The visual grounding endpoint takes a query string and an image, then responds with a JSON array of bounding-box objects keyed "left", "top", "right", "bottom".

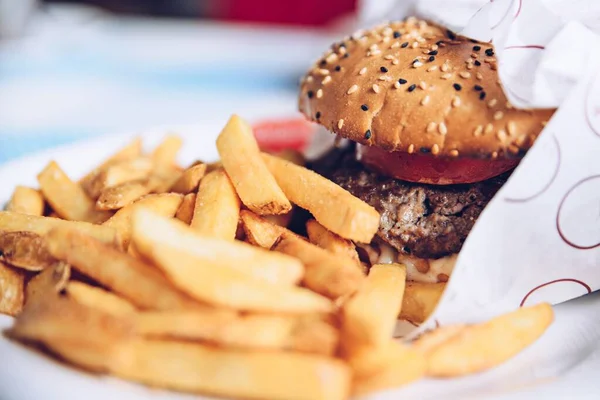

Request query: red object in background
[
  {"left": 357, "top": 144, "right": 520, "bottom": 185},
  {"left": 225, "top": 0, "right": 357, "bottom": 26},
  {"left": 253, "top": 118, "right": 316, "bottom": 152}
]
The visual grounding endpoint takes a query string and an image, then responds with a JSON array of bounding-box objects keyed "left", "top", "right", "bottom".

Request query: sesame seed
[
  {"left": 473, "top": 125, "right": 483, "bottom": 137},
  {"left": 398, "top": 78, "right": 407, "bottom": 84},
  {"left": 446, "top": 29, "right": 456, "bottom": 40},
  {"left": 393, "top": 31, "right": 401, "bottom": 38},
  {"left": 427, "top": 65, "right": 438, "bottom": 72},
  {"left": 322, "top": 76, "right": 331, "bottom": 85},
  {"left": 413, "top": 61, "right": 423, "bottom": 68},
  {"left": 318, "top": 69, "right": 329, "bottom": 76},
  {"left": 338, "top": 119, "right": 344, "bottom": 129},
  {"left": 476, "top": 72, "right": 483, "bottom": 80},
  {"left": 306, "top": 76, "right": 314, "bottom": 83},
  {"left": 418, "top": 81, "right": 427, "bottom": 90},
  {"left": 466, "top": 64, "right": 473, "bottom": 70},
  {"left": 428, "top": 50, "right": 438, "bottom": 56},
  {"left": 401, "top": 42, "right": 409, "bottom": 48},
  {"left": 378, "top": 75, "right": 391, "bottom": 81},
  {"left": 494, "top": 111, "right": 504, "bottom": 120},
  {"left": 384, "top": 55, "right": 394, "bottom": 60},
  {"left": 344, "top": 53, "right": 350, "bottom": 58},
  {"left": 369, "top": 44, "right": 379, "bottom": 51},
  {"left": 438, "top": 122, "right": 448, "bottom": 135},
  {"left": 335, "top": 65, "right": 341, "bottom": 72},
  {"left": 496, "top": 129, "right": 507, "bottom": 141},
  {"left": 488, "top": 98, "right": 498, "bottom": 107},
  {"left": 453, "top": 83, "right": 462, "bottom": 91},
  {"left": 508, "top": 144, "right": 520, "bottom": 154},
  {"left": 347, "top": 85, "right": 358, "bottom": 94},
  {"left": 315, "top": 111, "right": 321, "bottom": 119},
  {"left": 449, "top": 149, "right": 459, "bottom": 157},
  {"left": 408, "top": 84, "right": 417, "bottom": 92},
  {"left": 421, "top": 95, "right": 430, "bottom": 105},
  {"left": 452, "top": 96, "right": 461, "bottom": 107},
  {"left": 473, "top": 45, "right": 481, "bottom": 51},
  {"left": 326, "top": 53, "right": 338, "bottom": 63},
  {"left": 380, "top": 66, "right": 388, "bottom": 73},
  {"left": 431, "top": 144, "right": 440, "bottom": 155},
  {"left": 491, "top": 151, "right": 498, "bottom": 159},
  {"left": 474, "top": 84, "right": 483, "bottom": 91},
  {"left": 316, "top": 89, "right": 323, "bottom": 98},
  {"left": 408, "top": 144, "right": 415, "bottom": 153},
  {"left": 364, "top": 129, "right": 372, "bottom": 139},
  {"left": 507, "top": 121, "right": 517, "bottom": 136},
  {"left": 426, "top": 122, "right": 437, "bottom": 132},
  {"left": 372, "top": 84, "right": 380, "bottom": 93},
  {"left": 391, "top": 41, "right": 400, "bottom": 49},
  {"left": 412, "top": 42, "right": 419, "bottom": 49},
  {"left": 485, "top": 48, "right": 494, "bottom": 56},
  {"left": 441, "top": 73, "right": 452, "bottom": 79},
  {"left": 361, "top": 104, "right": 369, "bottom": 111},
  {"left": 441, "top": 63, "right": 449, "bottom": 72},
  {"left": 392, "top": 59, "right": 399, "bottom": 65},
  {"left": 319, "top": 59, "right": 326, "bottom": 66},
  {"left": 307, "top": 90, "right": 314, "bottom": 99},
  {"left": 436, "top": 40, "right": 444, "bottom": 45},
  {"left": 394, "top": 81, "right": 401, "bottom": 89},
  {"left": 428, "top": 55, "right": 436, "bottom": 62},
  {"left": 359, "top": 67, "right": 367, "bottom": 75},
  {"left": 507, "top": 101, "right": 514, "bottom": 109},
  {"left": 474, "top": 60, "right": 481, "bottom": 66},
  {"left": 371, "top": 49, "right": 381, "bottom": 56},
  {"left": 484, "top": 123, "right": 494, "bottom": 135},
  {"left": 479, "top": 91, "right": 486, "bottom": 100},
  {"left": 431, "top": 44, "right": 439, "bottom": 51},
  {"left": 515, "top": 134, "right": 527, "bottom": 146},
  {"left": 459, "top": 71, "right": 471, "bottom": 79}
]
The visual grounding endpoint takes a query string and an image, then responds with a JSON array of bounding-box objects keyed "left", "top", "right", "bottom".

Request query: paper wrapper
[{"left": 318, "top": 0, "right": 600, "bottom": 334}]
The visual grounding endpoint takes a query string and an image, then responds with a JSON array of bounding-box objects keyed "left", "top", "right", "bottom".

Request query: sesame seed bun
[{"left": 299, "top": 18, "right": 555, "bottom": 159}]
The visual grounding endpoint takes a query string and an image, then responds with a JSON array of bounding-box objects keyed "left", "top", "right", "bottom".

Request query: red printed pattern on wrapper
[
  {"left": 520, "top": 279, "right": 591, "bottom": 307},
  {"left": 556, "top": 175, "right": 600, "bottom": 250},
  {"left": 585, "top": 72, "right": 600, "bottom": 137}
]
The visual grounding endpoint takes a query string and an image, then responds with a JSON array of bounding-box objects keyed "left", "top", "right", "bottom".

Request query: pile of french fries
[{"left": 0, "top": 115, "right": 554, "bottom": 399}]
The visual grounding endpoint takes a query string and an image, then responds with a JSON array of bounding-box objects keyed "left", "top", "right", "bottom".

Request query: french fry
[
  {"left": 0, "top": 262, "right": 25, "bottom": 316},
  {"left": 262, "top": 153, "right": 380, "bottom": 243},
  {"left": 37, "top": 161, "right": 112, "bottom": 224},
  {"left": 151, "top": 134, "right": 182, "bottom": 169},
  {"left": 102, "top": 193, "right": 183, "bottom": 248},
  {"left": 175, "top": 193, "right": 195, "bottom": 224},
  {"left": 132, "top": 209, "right": 331, "bottom": 313},
  {"left": 6, "top": 186, "right": 44, "bottom": 216},
  {"left": 0, "top": 231, "right": 55, "bottom": 271},
  {"left": 96, "top": 181, "right": 152, "bottom": 210},
  {"left": 399, "top": 282, "right": 446, "bottom": 324},
  {"left": 111, "top": 339, "right": 350, "bottom": 400},
  {"left": 216, "top": 115, "right": 291, "bottom": 215},
  {"left": 80, "top": 137, "right": 142, "bottom": 196},
  {"left": 0, "top": 212, "right": 120, "bottom": 246},
  {"left": 191, "top": 169, "right": 240, "bottom": 240},
  {"left": 67, "top": 281, "right": 137, "bottom": 317},
  {"left": 411, "top": 324, "right": 466, "bottom": 355},
  {"left": 342, "top": 264, "right": 406, "bottom": 348},
  {"left": 352, "top": 341, "right": 426, "bottom": 396},
  {"left": 425, "top": 303, "right": 554, "bottom": 377},
  {"left": 25, "top": 261, "right": 70, "bottom": 305},
  {"left": 169, "top": 163, "right": 206, "bottom": 194},
  {"left": 306, "top": 219, "right": 360, "bottom": 262},
  {"left": 45, "top": 227, "right": 200, "bottom": 310},
  {"left": 240, "top": 210, "right": 285, "bottom": 248},
  {"left": 8, "top": 295, "right": 134, "bottom": 372},
  {"left": 136, "top": 311, "right": 337, "bottom": 355},
  {"left": 87, "top": 158, "right": 153, "bottom": 199},
  {"left": 273, "top": 235, "right": 365, "bottom": 299}
]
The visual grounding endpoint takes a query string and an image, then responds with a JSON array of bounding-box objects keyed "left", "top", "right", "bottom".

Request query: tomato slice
[
  {"left": 357, "top": 144, "right": 519, "bottom": 184},
  {"left": 252, "top": 118, "right": 316, "bottom": 152}
]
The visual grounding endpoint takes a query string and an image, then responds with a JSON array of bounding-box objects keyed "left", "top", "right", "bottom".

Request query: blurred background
[{"left": 0, "top": 0, "right": 491, "bottom": 164}]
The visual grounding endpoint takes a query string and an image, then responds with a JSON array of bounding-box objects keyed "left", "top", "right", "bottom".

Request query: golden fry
[
  {"left": 411, "top": 324, "right": 466, "bottom": 355},
  {"left": 151, "top": 134, "right": 182, "bottom": 169},
  {"left": 132, "top": 209, "right": 330, "bottom": 313},
  {"left": 399, "top": 282, "right": 446, "bottom": 324},
  {"left": 67, "top": 281, "right": 137, "bottom": 316},
  {"left": 0, "top": 212, "right": 120, "bottom": 246},
  {"left": 262, "top": 153, "right": 379, "bottom": 242},
  {"left": 25, "top": 262, "right": 70, "bottom": 305},
  {"left": 0, "top": 262, "right": 25, "bottom": 316},
  {"left": 175, "top": 193, "right": 195, "bottom": 224},
  {"left": 342, "top": 264, "right": 406, "bottom": 348},
  {"left": 111, "top": 339, "right": 350, "bottom": 400},
  {"left": 87, "top": 158, "right": 153, "bottom": 199},
  {"left": 217, "top": 115, "right": 291, "bottom": 215},
  {"left": 240, "top": 210, "right": 284, "bottom": 248},
  {"left": 96, "top": 181, "right": 152, "bottom": 210},
  {"left": 103, "top": 193, "right": 182, "bottom": 248},
  {"left": 169, "top": 163, "right": 206, "bottom": 194},
  {"left": 274, "top": 235, "right": 365, "bottom": 299},
  {"left": 306, "top": 219, "right": 359, "bottom": 262},
  {"left": 191, "top": 169, "right": 240, "bottom": 240},
  {"left": 0, "top": 231, "right": 55, "bottom": 271},
  {"left": 45, "top": 227, "right": 199, "bottom": 310},
  {"left": 425, "top": 303, "right": 554, "bottom": 377},
  {"left": 37, "top": 161, "right": 111, "bottom": 223},
  {"left": 6, "top": 186, "right": 44, "bottom": 216}
]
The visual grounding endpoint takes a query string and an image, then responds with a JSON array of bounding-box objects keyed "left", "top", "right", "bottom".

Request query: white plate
[{"left": 1, "top": 122, "right": 600, "bottom": 400}]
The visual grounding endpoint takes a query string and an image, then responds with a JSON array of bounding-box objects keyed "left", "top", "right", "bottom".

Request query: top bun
[{"left": 298, "top": 18, "right": 555, "bottom": 159}]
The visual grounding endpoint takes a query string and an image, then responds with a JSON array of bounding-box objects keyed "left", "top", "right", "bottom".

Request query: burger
[{"left": 298, "top": 18, "right": 555, "bottom": 282}]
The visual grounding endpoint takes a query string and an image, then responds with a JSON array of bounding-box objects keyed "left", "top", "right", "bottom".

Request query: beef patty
[{"left": 314, "top": 148, "right": 508, "bottom": 259}]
